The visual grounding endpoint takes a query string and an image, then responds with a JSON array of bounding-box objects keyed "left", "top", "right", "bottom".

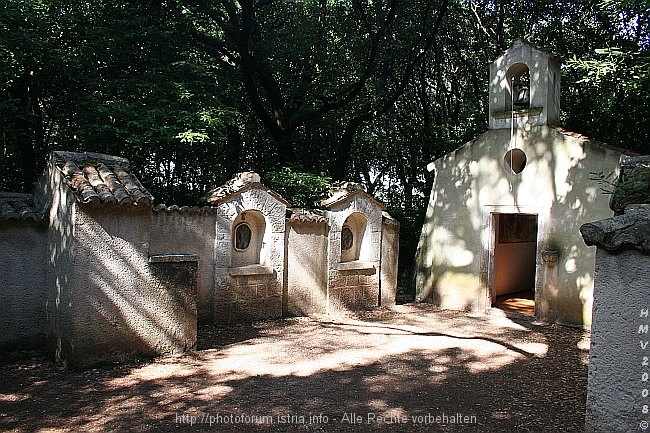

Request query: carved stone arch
[
  {"left": 231, "top": 210, "right": 266, "bottom": 267},
  {"left": 340, "top": 212, "right": 371, "bottom": 263}
]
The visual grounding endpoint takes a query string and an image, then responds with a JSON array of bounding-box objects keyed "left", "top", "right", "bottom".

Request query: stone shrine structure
[{"left": 0, "top": 151, "right": 399, "bottom": 367}]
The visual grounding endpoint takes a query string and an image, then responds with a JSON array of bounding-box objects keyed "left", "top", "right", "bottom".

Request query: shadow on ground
[{"left": 0, "top": 306, "right": 589, "bottom": 432}]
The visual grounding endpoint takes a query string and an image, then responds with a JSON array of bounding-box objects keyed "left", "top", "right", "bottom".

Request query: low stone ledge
[
  {"left": 229, "top": 264, "right": 275, "bottom": 276},
  {"left": 337, "top": 261, "right": 376, "bottom": 271},
  {"left": 149, "top": 253, "right": 199, "bottom": 263},
  {"left": 492, "top": 107, "right": 543, "bottom": 119}
]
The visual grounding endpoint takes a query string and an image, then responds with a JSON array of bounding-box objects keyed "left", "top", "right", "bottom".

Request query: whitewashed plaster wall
[
  {"left": 150, "top": 207, "right": 217, "bottom": 323},
  {"left": 39, "top": 158, "right": 77, "bottom": 362},
  {"left": 380, "top": 219, "right": 399, "bottom": 307},
  {"left": 38, "top": 160, "right": 197, "bottom": 368},
  {"left": 213, "top": 185, "right": 287, "bottom": 323},
  {"left": 415, "top": 125, "right": 624, "bottom": 327},
  {"left": 53, "top": 205, "right": 196, "bottom": 369},
  {"left": 489, "top": 39, "right": 561, "bottom": 130},
  {"left": 0, "top": 220, "right": 47, "bottom": 347},
  {"left": 326, "top": 193, "right": 383, "bottom": 312},
  {"left": 285, "top": 220, "right": 328, "bottom": 315}
]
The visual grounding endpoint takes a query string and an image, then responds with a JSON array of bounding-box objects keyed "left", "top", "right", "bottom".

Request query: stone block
[{"left": 346, "top": 274, "right": 360, "bottom": 286}]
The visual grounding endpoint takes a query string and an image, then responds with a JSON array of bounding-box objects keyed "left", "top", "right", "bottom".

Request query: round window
[
  {"left": 234, "top": 223, "right": 252, "bottom": 250},
  {"left": 504, "top": 148, "right": 527, "bottom": 174},
  {"left": 341, "top": 226, "right": 354, "bottom": 251}
]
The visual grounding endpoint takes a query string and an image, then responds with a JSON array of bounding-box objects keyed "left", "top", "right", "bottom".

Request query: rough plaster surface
[
  {"left": 3, "top": 157, "right": 399, "bottom": 364},
  {"left": 214, "top": 186, "right": 286, "bottom": 323},
  {"left": 380, "top": 222, "right": 399, "bottom": 307},
  {"left": 286, "top": 221, "right": 328, "bottom": 316},
  {"left": 586, "top": 248, "right": 650, "bottom": 432},
  {"left": 489, "top": 39, "right": 561, "bottom": 130},
  {"left": 0, "top": 220, "right": 47, "bottom": 347},
  {"left": 49, "top": 206, "right": 197, "bottom": 369},
  {"left": 150, "top": 209, "right": 216, "bottom": 324},
  {"left": 415, "top": 125, "right": 623, "bottom": 327}
]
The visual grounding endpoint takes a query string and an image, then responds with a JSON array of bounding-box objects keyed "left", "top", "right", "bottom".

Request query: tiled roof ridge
[
  {"left": 53, "top": 151, "right": 153, "bottom": 206},
  {"left": 0, "top": 192, "right": 43, "bottom": 221},
  {"left": 316, "top": 181, "right": 364, "bottom": 207},
  {"left": 317, "top": 181, "right": 386, "bottom": 210},
  {"left": 204, "top": 171, "right": 290, "bottom": 206},
  {"left": 53, "top": 150, "right": 130, "bottom": 169},
  {"left": 287, "top": 208, "right": 327, "bottom": 223},
  {"left": 153, "top": 204, "right": 218, "bottom": 214},
  {"left": 551, "top": 126, "right": 640, "bottom": 156},
  {"left": 204, "top": 171, "right": 262, "bottom": 204}
]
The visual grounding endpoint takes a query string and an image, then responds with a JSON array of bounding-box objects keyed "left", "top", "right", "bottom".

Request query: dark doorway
[{"left": 492, "top": 213, "right": 538, "bottom": 316}]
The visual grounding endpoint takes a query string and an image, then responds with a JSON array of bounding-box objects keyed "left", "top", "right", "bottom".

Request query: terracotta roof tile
[
  {"left": 0, "top": 193, "right": 43, "bottom": 222},
  {"left": 153, "top": 204, "right": 218, "bottom": 214},
  {"left": 317, "top": 181, "right": 386, "bottom": 210},
  {"left": 287, "top": 208, "right": 327, "bottom": 223},
  {"left": 204, "top": 171, "right": 289, "bottom": 206},
  {"left": 551, "top": 126, "right": 640, "bottom": 156},
  {"left": 52, "top": 151, "right": 153, "bottom": 206}
]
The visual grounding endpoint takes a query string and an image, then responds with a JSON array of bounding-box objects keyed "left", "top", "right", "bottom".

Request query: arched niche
[
  {"left": 340, "top": 212, "right": 371, "bottom": 263},
  {"left": 231, "top": 210, "right": 267, "bottom": 268},
  {"left": 505, "top": 62, "right": 530, "bottom": 111}
]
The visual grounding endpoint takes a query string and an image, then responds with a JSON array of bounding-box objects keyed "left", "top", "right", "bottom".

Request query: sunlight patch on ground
[
  {"left": 0, "top": 393, "right": 30, "bottom": 402},
  {"left": 193, "top": 329, "right": 536, "bottom": 382}
]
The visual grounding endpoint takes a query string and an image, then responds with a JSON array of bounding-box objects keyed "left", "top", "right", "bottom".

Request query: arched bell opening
[{"left": 506, "top": 63, "right": 530, "bottom": 111}]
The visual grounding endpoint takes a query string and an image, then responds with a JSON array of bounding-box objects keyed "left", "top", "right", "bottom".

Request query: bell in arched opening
[{"left": 506, "top": 63, "right": 531, "bottom": 111}]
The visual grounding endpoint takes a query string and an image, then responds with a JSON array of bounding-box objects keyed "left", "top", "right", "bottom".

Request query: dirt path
[{"left": 0, "top": 305, "right": 589, "bottom": 432}]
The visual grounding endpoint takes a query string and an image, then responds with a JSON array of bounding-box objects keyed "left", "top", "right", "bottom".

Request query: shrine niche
[{"left": 205, "top": 172, "right": 288, "bottom": 323}]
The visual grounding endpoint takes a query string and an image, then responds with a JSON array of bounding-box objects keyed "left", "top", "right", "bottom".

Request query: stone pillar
[{"left": 581, "top": 203, "right": 650, "bottom": 432}]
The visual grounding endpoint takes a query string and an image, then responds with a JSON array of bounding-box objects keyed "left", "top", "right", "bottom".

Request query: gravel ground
[{"left": 0, "top": 304, "right": 590, "bottom": 432}]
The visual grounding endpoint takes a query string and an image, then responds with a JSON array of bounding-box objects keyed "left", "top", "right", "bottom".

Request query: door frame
[{"left": 480, "top": 205, "right": 550, "bottom": 318}]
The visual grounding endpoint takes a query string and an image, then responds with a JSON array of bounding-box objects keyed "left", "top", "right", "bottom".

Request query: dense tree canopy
[{"left": 2, "top": 0, "right": 648, "bottom": 274}]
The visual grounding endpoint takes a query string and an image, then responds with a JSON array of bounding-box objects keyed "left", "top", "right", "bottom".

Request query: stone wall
[
  {"left": 582, "top": 162, "right": 650, "bottom": 431},
  {"left": 326, "top": 193, "right": 383, "bottom": 312},
  {"left": 1, "top": 154, "right": 399, "bottom": 367},
  {"left": 213, "top": 185, "right": 287, "bottom": 323},
  {"left": 584, "top": 248, "right": 650, "bottom": 432},
  {"left": 0, "top": 219, "right": 47, "bottom": 348},
  {"left": 48, "top": 205, "right": 197, "bottom": 369},
  {"left": 328, "top": 267, "right": 379, "bottom": 312}
]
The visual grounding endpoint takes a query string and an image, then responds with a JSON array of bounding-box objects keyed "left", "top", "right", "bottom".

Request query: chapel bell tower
[{"left": 489, "top": 39, "right": 562, "bottom": 130}]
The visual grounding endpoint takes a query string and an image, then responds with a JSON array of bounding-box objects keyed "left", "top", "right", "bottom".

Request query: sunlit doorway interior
[{"left": 492, "top": 213, "right": 538, "bottom": 316}]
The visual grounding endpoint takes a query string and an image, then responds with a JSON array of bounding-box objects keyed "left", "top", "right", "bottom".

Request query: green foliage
[
  {"left": 384, "top": 204, "right": 427, "bottom": 279},
  {"left": 1, "top": 0, "right": 649, "bottom": 276},
  {"left": 590, "top": 170, "right": 648, "bottom": 197},
  {"left": 264, "top": 167, "right": 332, "bottom": 209}
]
